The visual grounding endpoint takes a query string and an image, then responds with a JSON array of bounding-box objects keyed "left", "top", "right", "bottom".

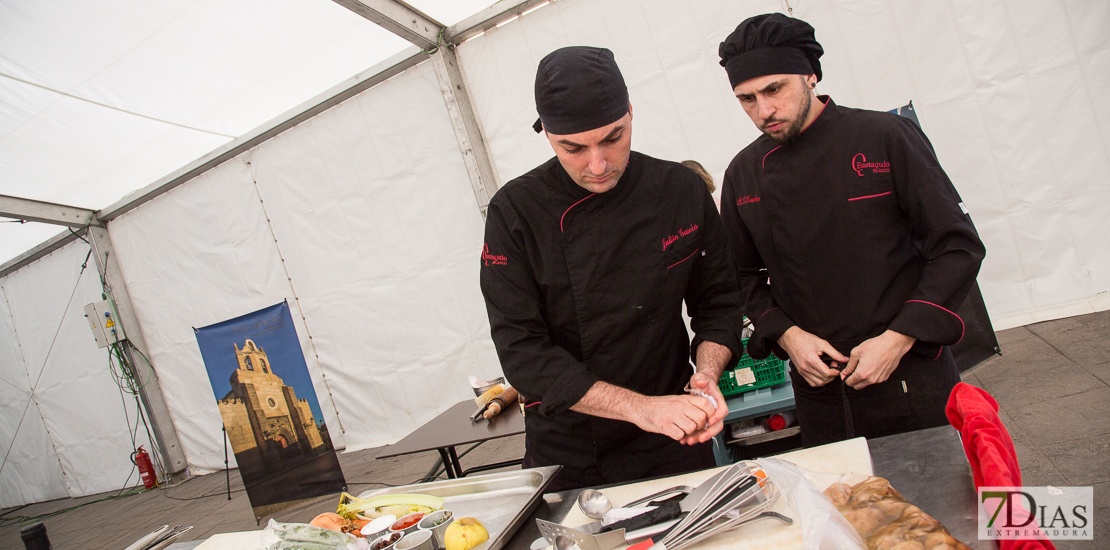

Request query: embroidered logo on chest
[
  {"left": 852, "top": 153, "right": 891, "bottom": 176},
  {"left": 662, "top": 224, "right": 698, "bottom": 251},
  {"left": 736, "top": 195, "right": 761, "bottom": 207},
  {"left": 482, "top": 243, "right": 507, "bottom": 266}
]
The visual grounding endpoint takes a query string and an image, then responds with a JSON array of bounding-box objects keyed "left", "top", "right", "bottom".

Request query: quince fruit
[{"left": 444, "top": 517, "right": 489, "bottom": 550}]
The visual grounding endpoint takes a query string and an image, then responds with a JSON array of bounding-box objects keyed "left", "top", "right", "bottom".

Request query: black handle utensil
[{"left": 599, "top": 500, "right": 683, "bottom": 533}]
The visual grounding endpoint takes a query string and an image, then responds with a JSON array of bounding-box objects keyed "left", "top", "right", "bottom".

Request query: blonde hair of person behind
[{"left": 681, "top": 160, "right": 715, "bottom": 194}]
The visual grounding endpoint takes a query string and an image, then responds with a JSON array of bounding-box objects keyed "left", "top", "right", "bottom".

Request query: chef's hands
[
  {"left": 573, "top": 337, "right": 734, "bottom": 443},
  {"left": 572, "top": 382, "right": 718, "bottom": 442},
  {"left": 841, "top": 330, "right": 915, "bottom": 389},
  {"left": 677, "top": 372, "right": 727, "bottom": 445},
  {"left": 673, "top": 339, "right": 732, "bottom": 444},
  {"left": 775, "top": 326, "right": 915, "bottom": 389},
  {"left": 777, "top": 326, "right": 848, "bottom": 387},
  {"left": 634, "top": 393, "right": 720, "bottom": 442}
]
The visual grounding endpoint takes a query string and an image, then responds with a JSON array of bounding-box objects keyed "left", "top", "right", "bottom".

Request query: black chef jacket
[
  {"left": 720, "top": 97, "right": 985, "bottom": 444},
  {"left": 480, "top": 151, "right": 742, "bottom": 485}
]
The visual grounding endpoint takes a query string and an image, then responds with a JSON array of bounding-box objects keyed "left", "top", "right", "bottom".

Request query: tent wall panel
[
  {"left": 0, "top": 388, "right": 69, "bottom": 508},
  {"left": 105, "top": 60, "right": 497, "bottom": 474},
  {"left": 247, "top": 61, "right": 499, "bottom": 452},
  {"left": 106, "top": 157, "right": 335, "bottom": 473},
  {"left": 0, "top": 242, "right": 151, "bottom": 507},
  {"left": 458, "top": 0, "right": 775, "bottom": 192},
  {"left": 457, "top": 0, "right": 1110, "bottom": 330},
  {"left": 0, "top": 275, "right": 68, "bottom": 507}
]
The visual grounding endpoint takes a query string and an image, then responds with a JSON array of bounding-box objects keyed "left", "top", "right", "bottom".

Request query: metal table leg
[
  {"left": 446, "top": 446, "right": 464, "bottom": 478},
  {"left": 436, "top": 447, "right": 458, "bottom": 479}
]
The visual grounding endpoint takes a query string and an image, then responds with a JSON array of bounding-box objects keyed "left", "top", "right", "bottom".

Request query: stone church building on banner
[{"left": 217, "top": 339, "right": 326, "bottom": 472}]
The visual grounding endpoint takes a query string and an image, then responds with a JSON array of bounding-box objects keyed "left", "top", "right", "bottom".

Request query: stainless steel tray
[{"left": 357, "top": 466, "right": 560, "bottom": 550}]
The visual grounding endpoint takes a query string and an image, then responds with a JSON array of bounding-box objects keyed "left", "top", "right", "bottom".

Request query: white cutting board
[
  {"left": 192, "top": 530, "right": 263, "bottom": 550},
  {"left": 558, "top": 437, "right": 873, "bottom": 550}
]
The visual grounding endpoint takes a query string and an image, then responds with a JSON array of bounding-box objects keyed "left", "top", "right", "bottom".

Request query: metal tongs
[
  {"left": 536, "top": 462, "right": 786, "bottom": 550},
  {"left": 647, "top": 462, "right": 783, "bottom": 550}
]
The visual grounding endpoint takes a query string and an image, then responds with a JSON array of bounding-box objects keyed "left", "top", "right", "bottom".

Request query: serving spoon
[{"left": 576, "top": 489, "right": 613, "bottom": 520}]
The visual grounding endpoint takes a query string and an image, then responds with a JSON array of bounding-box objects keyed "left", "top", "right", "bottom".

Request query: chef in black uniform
[
  {"left": 480, "top": 47, "right": 743, "bottom": 491},
  {"left": 716, "top": 14, "right": 986, "bottom": 446}
]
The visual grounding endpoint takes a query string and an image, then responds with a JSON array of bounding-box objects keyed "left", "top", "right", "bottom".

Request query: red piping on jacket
[
  {"left": 759, "top": 99, "right": 830, "bottom": 170},
  {"left": 561, "top": 194, "right": 596, "bottom": 232},
  {"left": 761, "top": 146, "right": 782, "bottom": 169},
  {"left": 934, "top": 346, "right": 944, "bottom": 361},
  {"left": 760, "top": 97, "right": 831, "bottom": 170},
  {"left": 848, "top": 191, "right": 893, "bottom": 201},
  {"left": 667, "top": 248, "right": 700, "bottom": 269},
  {"left": 907, "top": 300, "right": 966, "bottom": 343},
  {"left": 524, "top": 401, "right": 542, "bottom": 408},
  {"left": 756, "top": 307, "right": 779, "bottom": 324}
]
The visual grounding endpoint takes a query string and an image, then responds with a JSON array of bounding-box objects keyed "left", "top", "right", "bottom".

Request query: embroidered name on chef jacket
[
  {"left": 851, "top": 153, "right": 891, "bottom": 176},
  {"left": 662, "top": 224, "right": 698, "bottom": 251},
  {"left": 482, "top": 243, "right": 508, "bottom": 266}
]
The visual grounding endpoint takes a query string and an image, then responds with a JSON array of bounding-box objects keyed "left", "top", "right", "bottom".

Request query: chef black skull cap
[
  {"left": 532, "top": 46, "right": 630, "bottom": 134},
  {"left": 719, "top": 13, "right": 824, "bottom": 89}
]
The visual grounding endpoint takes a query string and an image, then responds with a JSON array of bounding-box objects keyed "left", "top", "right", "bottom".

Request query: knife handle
[
  {"left": 646, "top": 494, "right": 684, "bottom": 507},
  {"left": 600, "top": 501, "right": 683, "bottom": 533}
]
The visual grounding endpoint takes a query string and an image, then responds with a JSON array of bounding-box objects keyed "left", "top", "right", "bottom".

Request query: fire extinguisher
[{"left": 133, "top": 446, "right": 158, "bottom": 489}]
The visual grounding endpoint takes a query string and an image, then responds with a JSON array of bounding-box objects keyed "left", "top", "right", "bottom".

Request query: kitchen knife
[{"left": 574, "top": 485, "right": 694, "bottom": 535}]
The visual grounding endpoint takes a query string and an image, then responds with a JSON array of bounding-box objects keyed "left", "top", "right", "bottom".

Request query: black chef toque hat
[
  {"left": 718, "top": 13, "right": 823, "bottom": 89},
  {"left": 532, "top": 46, "right": 630, "bottom": 134}
]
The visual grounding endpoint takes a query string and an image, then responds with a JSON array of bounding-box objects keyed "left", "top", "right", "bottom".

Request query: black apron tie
[{"left": 822, "top": 354, "right": 855, "bottom": 439}]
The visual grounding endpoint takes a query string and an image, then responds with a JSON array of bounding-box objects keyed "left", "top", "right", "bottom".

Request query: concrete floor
[{"left": 2, "top": 310, "right": 1108, "bottom": 549}]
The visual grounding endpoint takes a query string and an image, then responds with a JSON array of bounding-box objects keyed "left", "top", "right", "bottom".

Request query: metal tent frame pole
[{"left": 88, "top": 225, "right": 190, "bottom": 479}]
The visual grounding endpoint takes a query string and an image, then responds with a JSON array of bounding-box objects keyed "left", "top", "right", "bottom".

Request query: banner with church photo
[{"left": 195, "top": 301, "right": 346, "bottom": 518}]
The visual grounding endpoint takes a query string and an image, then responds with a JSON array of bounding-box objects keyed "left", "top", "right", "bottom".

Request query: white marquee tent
[{"left": 2, "top": 0, "right": 1108, "bottom": 508}]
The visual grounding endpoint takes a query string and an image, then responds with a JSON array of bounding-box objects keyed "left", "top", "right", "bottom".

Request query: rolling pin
[{"left": 483, "top": 386, "right": 520, "bottom": 419}]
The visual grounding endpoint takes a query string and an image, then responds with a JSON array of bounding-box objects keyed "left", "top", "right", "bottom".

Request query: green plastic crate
[{"left": 717, "top": 341, "right": 787, "bottom": 397}]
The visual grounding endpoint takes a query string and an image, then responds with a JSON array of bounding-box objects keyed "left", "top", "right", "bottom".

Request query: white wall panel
[
  {"left": 107, "top": 60, "right": 497, "bottom": 471},
  {"left": 458, "top": 0, "right": 1110, "bottom": 330},
  {"left": 0, "top": 390, "right": 68, "bottom": 508},
  {"left": 0, "top": 276, "right": 68, "bottom": 507},
  {"left": 459, "top": 0, "right": 779, "bottom": 191},
  {"left": 249, "top": 61, "right": 499, "bottom": 451},
  {"left": 106, "top": 158, "right": 334, "bottom": 472},
  {"left": 0, "top": 242, "right": 150, "bottom": 507}
]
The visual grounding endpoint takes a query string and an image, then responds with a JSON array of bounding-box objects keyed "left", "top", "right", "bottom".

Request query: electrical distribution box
[{"left": 84, "top": 300, "right": 124, "bottom": 348}]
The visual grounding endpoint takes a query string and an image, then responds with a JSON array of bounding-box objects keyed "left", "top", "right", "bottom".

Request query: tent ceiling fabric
[{"left": 0, "top": 0, "right": 492, "bottom": 265}]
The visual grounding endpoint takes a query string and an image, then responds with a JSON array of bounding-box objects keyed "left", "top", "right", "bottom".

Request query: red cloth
[{"left": 946, "top": 382, "right": 1056, "bottom": 550}]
